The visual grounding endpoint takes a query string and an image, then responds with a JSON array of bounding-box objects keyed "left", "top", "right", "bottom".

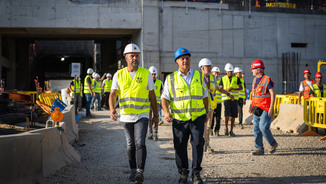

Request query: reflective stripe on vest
[
  {"left": 104, "top": 79, "right": 112, "bottom": 93},
  {"left": 215, "top": 79, "right": 223, "bottom": 103},
  {"left": 252, "top": 75, "right": 273, "bottom": 112},
  {"left": 94, "top": 80, "right": 101, "bottom": 93},
  {"left": 117, "top": 67, "right": 150, "bottom": 116},
  {"left": 84, "top": 75, "right": 94, "bottom": 94},
  {"left": 301, "top": 79, "right": 315, "bottom": 99},
  {"left": 71, "top": 79, "right": 82, "bottom": 93},
  {"left": 168, "top": 70, "right": 206, "bottom": 121},
  {"left": 154, "top": 79, "right": 162, "bottom": 104},
  {"left": 310, "top": 84, "right": 326, "bottom": 97},
  {"left": 239, "top": 78, "right": 246, "bottom": 99},
  {"left": 221, "top": 75, "right": 239, "bottom": 100}
]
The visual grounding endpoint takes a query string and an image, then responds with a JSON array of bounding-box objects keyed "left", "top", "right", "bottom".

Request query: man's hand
[
  {"left": 249, "top": 104, "right": 253, "bottom": 114},
  {"left": 165, "top": 112, "right": 173, "bottom": 123},
  {"left": 152, "top": 116, "right": 159, "bottom": 127},
  {"left": 268, "top": 107, "right": 274, "bottom": 117},
  {"left": 110, "top": 109, "right": 118, "bottom": 121},
  {"left": 227, "top": 87, "right": 233, "bottom": 92},
  {"left": 244, "top": 100, "right": 246, "bottom": 105},
  {"left": 92, "top": 92, "right": 96, "bottom": 97},
  {"left": 229, "top": 95, "right": 235, "bottom": 101}
]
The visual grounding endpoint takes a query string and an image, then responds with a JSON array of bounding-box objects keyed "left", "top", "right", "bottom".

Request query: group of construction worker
[
  {"left": 299, "top": 69, "right": 326, "bottom": 102},
  {"left": 69, "top": 70, "right": 113, "bottom": 118},
  {"left": 106, "top": 43, "right": 278, "bottom": 184}
]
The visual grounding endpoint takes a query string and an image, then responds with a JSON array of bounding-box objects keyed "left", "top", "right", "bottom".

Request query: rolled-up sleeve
[{"left": 161, "top": 77, "right": 171, "bottom": 101}]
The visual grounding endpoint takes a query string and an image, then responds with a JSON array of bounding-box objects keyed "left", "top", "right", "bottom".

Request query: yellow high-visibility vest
[
  {"left": 221, "top": 75, "right": 239, "bottom": 100},
  {"left": 84, "top": 75, "right": 94, "bottom": 94},
  {"left": 93, "top": 80, "right": 101, "bottom": 93},
  {"left": 104, "top": 79, "right": 112, "bottom": 93},
  {"left": 215, "top": 79, "right": 223, "bottom": 103},
  {"left": 238, "top": 78, "right": 246, "bottom": 99},
  {"left": 310, "top": 83, "right": 326, "bottom": 97},
  {"left": 168, "top": 70, "right": 206, "bottom": 121},
  {"left": 71, "top": 79, "right": 82, "bottom": 94},
  {"left": 203, "top": 74, "right": 217, "bottom": 110},
  {"left": 117, "top": 67, "right": 150, "bottom": 116},
  {"left": 154, "top": 79, "right": 162, "bottom": 104}
]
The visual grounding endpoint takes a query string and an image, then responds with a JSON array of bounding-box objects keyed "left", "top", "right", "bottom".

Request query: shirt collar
[{"left": 178, "top": 68, "right": 193, "bottom": 77}]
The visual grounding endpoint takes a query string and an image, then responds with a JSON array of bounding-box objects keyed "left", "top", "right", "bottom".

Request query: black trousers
[
  {"left": 104, "top": 92, "right": 110, "bottom": 109},
  {"left": 238, "top": 98, "right": 244, "bottom": 124},
  {"left": 211, "top": 103, "right": 222, "bottom": 133}
]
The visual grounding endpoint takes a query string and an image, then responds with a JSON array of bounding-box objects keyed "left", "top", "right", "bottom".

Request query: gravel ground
[{"left": 45, "top": 110, "right": 326, "bottom": 184}]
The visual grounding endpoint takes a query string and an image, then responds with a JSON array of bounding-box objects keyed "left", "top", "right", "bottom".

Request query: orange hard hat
[
  {"left": 250, "top": 60, "right": 265, "bottom": 69},
  {"left": 315, "top": 72, "right": 323, "bottom": 78},
  {"left": 303, "top": 69, "right": 311, "bottom": 74}
]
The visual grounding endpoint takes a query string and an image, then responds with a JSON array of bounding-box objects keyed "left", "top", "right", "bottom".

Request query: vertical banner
[{"left": 71, "top": 63, "right": 81, "bottom": 77}]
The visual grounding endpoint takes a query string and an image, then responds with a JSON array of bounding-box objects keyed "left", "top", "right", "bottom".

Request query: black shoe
[
  {"left": 129, "top": 169, "right": 136, "bottom": 182},
  {"left": 178, "top": 170, "right": 189, "bottom": 184},
  {"left": 85, "top": 114, "right": 94, "bottom": 118},
  {"left": 239, "top": 124, "right": 244, "bottom": 129},
  {"left": 135, "top": 171, "right": 144, "bottom": 184},
  {"left": 153, "top": 134, "right": 158, "bottom": 141},
  {"left": 147, "top": 134, "right": 153, "bottom": 140},
  {"left": 224, "top": 128, "right": 229, "bottom": 136},
  {"left": 192, "top": 173, "right": 203, "bottom": 184},
  {"left": 210, "top": 129, "right": 214, "bottom": 136}
]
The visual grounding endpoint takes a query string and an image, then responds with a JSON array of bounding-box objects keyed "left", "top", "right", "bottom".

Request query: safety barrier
[
  {"left": 39, "top": 93, "right": 62, "bottom": 106},
  {"left": 303, "top": 97, "right": 326, "bottom": 140},
  {"left": 274, "top": 95, "right": 301, "bottom": 118},
  {"left": 17, "top": 91, "right": 38, "bottom": 104}
]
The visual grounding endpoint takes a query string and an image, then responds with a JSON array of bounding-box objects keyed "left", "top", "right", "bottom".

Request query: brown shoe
[
  {"left": 269, "top": 142, "right": 278, "bottom": 154},
  {"left": 251, "top": 149, "right": 264, "bottom": 155}
]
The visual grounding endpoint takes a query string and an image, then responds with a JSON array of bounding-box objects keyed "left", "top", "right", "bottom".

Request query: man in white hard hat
[
  {"left": 69, "top": 75, "right": 83, "bottom": 112},
  {"left": 91, "top": 73, "right": 102, "bottom": 111},
  {"left": 148, "top": 66, "right": 163, "bottom": 141},
  {"left": 220, "top": 63, "right": 242, "bottom": 137},
  {"left": 84, "top": 68, "right": 95, "bottom": 117},
  {"left": 211, "top": 66, "right": 222, "bottom": 136},
  {"left": 102, "top": 73, "right": 112, "bottom": 110},
  {"left": 109, "top": 43, "right": 158, "bottom": 183},
  {"left": 199, "top": 59, "right": 234, "bottom": 154},
  {"left": 234, "top": 67, "right": 246, "bottom": 129},
  {"left": 161, "top": 48, "right": 208, "bottom": 184}
]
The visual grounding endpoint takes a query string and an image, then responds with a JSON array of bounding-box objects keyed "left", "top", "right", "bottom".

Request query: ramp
[{"left": 271, "top": 103, "right": 308, "bottom": 134}]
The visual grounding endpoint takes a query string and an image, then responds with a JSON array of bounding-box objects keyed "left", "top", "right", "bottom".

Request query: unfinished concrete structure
[{"left": 0, "top": 0, "right": 326, "bottom": 93}]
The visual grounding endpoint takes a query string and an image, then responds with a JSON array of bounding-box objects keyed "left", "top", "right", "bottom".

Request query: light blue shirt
[{"left": 161, "top": 68, "right": 208, "bottom": 101}]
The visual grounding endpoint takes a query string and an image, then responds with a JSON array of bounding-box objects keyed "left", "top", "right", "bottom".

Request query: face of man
[
  {"left": 304, "top": 73, "right": 311, "bottom": 80},
  {"left": 201, "top": 65, "right": 212, "bottom": 75},
  {"left": 226, "top": 71, "right": 233, "bottom": 77},
  {"left": 152, "top": 73, "right": 157, "bottom": 80},
  {"left": 108, "top": 76, "right": 112, "bottom": 80},
  {"left": 212, "top": 71, "right": 219, "bottom": 78},
  {"left": 316, "top": 77, "right": 322, "bottom": 85},
  {"left": 125, "top": 53, "right": 140, "bottom": 67},
  {"left": 176, "top": 55, "right": 191, "bottom": 72},
  {"left": 235, "top": 72, "right": 242, "bottom": 78},
  {"left": 252, "top": 69, "right": 258, "bottom": 77}
]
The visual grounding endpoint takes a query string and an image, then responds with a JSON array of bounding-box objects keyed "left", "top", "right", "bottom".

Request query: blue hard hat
[{"left": 174, "top": 48, "right": 191, "bottom": 62}]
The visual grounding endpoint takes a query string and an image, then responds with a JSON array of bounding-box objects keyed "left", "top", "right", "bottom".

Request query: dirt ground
[{"left": 45, "top": 110, "right": 326, "bottom": 184}]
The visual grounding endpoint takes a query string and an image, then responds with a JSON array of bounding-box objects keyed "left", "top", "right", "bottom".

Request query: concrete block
[{"left": 0, "top": 132, "right": 43, "bottom": 184}]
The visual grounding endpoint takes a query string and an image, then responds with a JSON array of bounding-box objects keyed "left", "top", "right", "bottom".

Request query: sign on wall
[{"left": 71, "top": 63, "right": 81, "bottom": 77}]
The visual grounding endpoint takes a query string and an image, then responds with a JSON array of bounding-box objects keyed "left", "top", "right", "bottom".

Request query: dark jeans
[
  {"left": 122, "top": 118, "right": 149, "bottom": 171},
  {"left": 211, "top": 103, "right": 222, "bottom": 133},
  {"left": 85, "top": 93, "right": 92, "bottom": 116},
  {"left": 238, "top": 98, "right": 244, "bottom": 124},
  {"left": 104, "top": 92, "right": 110, "bottom": 109},
  {"left": 91, "top": 93, "right": 101, "bottom": 110},
  {"left": 172, "top": 114, "right": 206, "bottom": 175}
]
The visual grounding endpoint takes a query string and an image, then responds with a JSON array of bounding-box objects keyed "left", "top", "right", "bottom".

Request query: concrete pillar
[
  {"left": 0, "top": 34, "right": 2, "bottom": 57},
  {"left": 8, "top": 38, "right": 16, "bottom": 90}
]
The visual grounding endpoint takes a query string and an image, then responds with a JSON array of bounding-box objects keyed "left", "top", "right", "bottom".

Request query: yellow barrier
[
  {"left": 39, "top": 93, "right": 62, "bottom": 106},
  {"left": 274, "top": 95, "right": 301, "bottom": 118},
  {"left": 302, "top": 97, "right": 326, "bottom": 140},
  {"left": 16, "top": 91, "right": 38, "bottom": 104}
]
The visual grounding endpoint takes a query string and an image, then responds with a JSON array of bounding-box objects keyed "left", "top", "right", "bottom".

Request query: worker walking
[
  {"left": 309, "top": 72, "right": 326, "bottom": 97},
  {"left": 69, "top": 75, "right": 83, "bottom": 112},
  {"left": 91, "top": 73, "right": 102, "bottom": 111},
  {"left": 211, "top": 66, "right": 223, "bottom": 136},
  {"left": 148, "top": 66, "right": 162, "bottom": 141},
  {"left": 109, "top": 43, "right": 158, "bottom": 184},
  {"left": 102, "top": 73, "right": 112, "bottom": 110},
  {"left": 234, "top": 67, "right": 246, "bottom": 129},
  {"left": 220, "top": 63, "right": 242, "bottom": 137},
  {"left": 298, "top": 69, "right": 315, "bottom": 104},
  {"left": 161, "top": 48, "right": 208, "bottom": 184},
  {"left": 249, "top": 60, "right": 278, "bottom": 155},
  {"left": 84, "top": 68, "right": 95, "bottom": 118}
]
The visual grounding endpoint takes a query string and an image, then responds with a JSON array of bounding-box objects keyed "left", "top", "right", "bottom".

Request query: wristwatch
[
  {"left": 227, "top": 92, "right": 230, "bottom": 96},
  {"left": 154, "top": 114, "right": 159, "bottom": 118}
]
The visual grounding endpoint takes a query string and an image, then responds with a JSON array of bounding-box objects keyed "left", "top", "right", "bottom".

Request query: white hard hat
[
  {"left": 87, "top": 68, "right": 94, "bottom": 74},
  {"left": 212, "top": 67, "right": 220, "bottom": 73},
  {"left": 234, "top": 67, "right": 242, "bottom": 73},
  {"left": 106, "top": 73, "right": 112, "bottom": 77},
  {"left": 123, "top": 43, "right": 141, "bottom": 56},
  {"left": 198, "top": 58, "right": 212, "bottom": 68},
  {"left": 95, "top": 74, "right": 100, "bottom": 78},
  {"left": 224, "top": 63, "right": 234, "bottom": 72},
  {"left": 149, "top": 66, "right": 158, "bottom": 74}
]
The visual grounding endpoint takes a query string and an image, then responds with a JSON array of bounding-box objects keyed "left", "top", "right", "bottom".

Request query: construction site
[{"left": 1, "top": 0, "right": 326, "bottom": 183}]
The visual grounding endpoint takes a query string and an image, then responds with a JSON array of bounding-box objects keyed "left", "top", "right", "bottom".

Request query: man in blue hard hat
[{"left": 162, "top": 48, "right": 208, "bottom": 184}]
